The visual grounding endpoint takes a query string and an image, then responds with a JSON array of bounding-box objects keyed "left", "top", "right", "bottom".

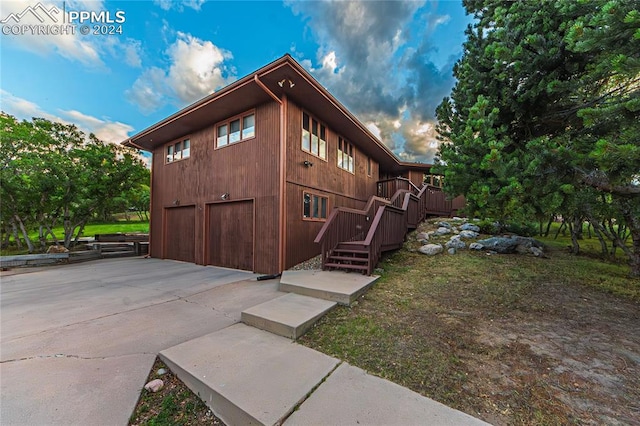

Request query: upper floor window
[
  {"left": 217, "top": 112, "right": 255, "bottom": 148},
  {"left": 338, "top": 137, "right": 354, "bottom": 173},
  {"left": 166, "top": 139, "right": 190, "bottom": 163},
  {"left": 302, "top": 112, "right": 327, "bottom": 160},
  {"left": 367, "top": 156, "right": 372, "bottom": 176}
]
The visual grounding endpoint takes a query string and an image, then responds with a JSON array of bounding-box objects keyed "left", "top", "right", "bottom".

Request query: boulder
[
  {"left": 47, "top": 245, "right": 69, "bottom": 254},
  {"left": 416, "top": 232, "right": 430, "bottom": 242},
  {"left": 530, "top": 247, "right": 544, "bottom": 257},
  {"left": 475, "top": 236, "right": 543, "bottom": 254},
  {"left": 459, "top": 230, "right": 479, "bottom": 239},
  {"left": 433, "top": 227, "right": 451, "bottom": 236},
  {"left": 469, "top": 242, "right": 484, "bottom": 250},
  {"left": 460, "top": 223, "right": 480, "bottom": 232},
  {"left": 448, "top": 248, "right": 457, "bottom": 255},
  {"left": 437, "top": 221, "right": 452, "bottom": 229},
  {"left": 418, "top": 244, "right": 443, "bottom": 256},
  {"left": 445, "top": 236, "right": 466, "bottom": 250}
]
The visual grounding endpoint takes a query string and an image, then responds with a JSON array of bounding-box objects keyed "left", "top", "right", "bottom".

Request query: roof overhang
[{"left": 122, "top": 54, "right": 431, "bottom": 173}]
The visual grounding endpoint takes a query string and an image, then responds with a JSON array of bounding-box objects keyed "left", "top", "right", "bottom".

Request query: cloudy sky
[{"left": 0, "top": 0, "right": 473, "bottom": 163}]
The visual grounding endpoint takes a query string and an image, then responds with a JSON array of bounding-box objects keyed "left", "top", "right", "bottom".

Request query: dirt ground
[{"left": 460, "top": 276, "right": 640, "bottom": 425}]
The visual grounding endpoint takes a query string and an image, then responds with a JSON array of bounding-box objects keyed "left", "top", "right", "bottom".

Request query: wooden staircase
[
  {"left": 315, "top": 178, "right": 464, "bottom": 275},
  {"left": 323, "top": 242, "right": 369, "bottom": 272}
]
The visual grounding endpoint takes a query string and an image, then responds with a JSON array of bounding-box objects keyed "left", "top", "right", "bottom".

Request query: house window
[
  {"left": 302, "top": 112, "right": 327, "bottom": 160},
  {"left": 338, "top": 137, "right": 354, "bottom": 173},
  {"left": 165, "top": 138, "right": 191, "bottom": 163},
  {"left": 303, "top": 192, "right": 328, "bottom": 221},
  {"left": 367, "top": 156, "right": 372, "bottom": 176},
  {"left": 216, "top": 112, "right": 255, "bottom": 148}
]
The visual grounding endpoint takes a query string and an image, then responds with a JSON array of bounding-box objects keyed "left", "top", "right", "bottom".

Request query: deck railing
[{"left": 316, "top": 178, "right": 465, "bottom": 274}]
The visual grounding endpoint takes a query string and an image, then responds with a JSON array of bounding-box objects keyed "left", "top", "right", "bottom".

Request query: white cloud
[
  {"left": 0, "top": 0, "right": 144, "bottom": 69},
  {"left": 286, "top": 0, "right": 458, "bottom": 163},
  {"left": 1, "top": 90, "right": 134, "bottom": 144},
  {"left": 127, "top": 32, "right": 235, "bottom": 113}
]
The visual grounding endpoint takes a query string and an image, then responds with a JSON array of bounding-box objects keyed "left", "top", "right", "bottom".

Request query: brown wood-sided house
[{"left": 123, "top": 54, "right": 462, "bottom": 275}]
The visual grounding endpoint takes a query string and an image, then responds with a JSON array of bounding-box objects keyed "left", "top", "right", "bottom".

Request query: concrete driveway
[{"left": 0, "top": 257, "right": 283, "bottom": 425}]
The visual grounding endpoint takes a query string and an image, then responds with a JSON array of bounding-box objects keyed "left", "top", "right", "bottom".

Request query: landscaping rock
[
  {"left": 459, "top": 230, "right": 479, "bottom": 239},
  {"left": 530, "top": 247, "right": 544, "bottom": 257},
  {"left": 156, "top": 368, "right": 167, "bottom": 376},
  {"left": 475, "top": 236, "right": 543, "bottom": 254},
  {"left": 448, "top": 248, "right": 457, "bottom": 255},
  {"left": 144, "top": 379, "right": 164, "bottom": 393},
  {"left": 433, "top": 227, "right": 451, "bottom": 236},
  {"left": 445, "top": 236, "right": 466, "bottom": 250},
  {"left": 460, "top": 223, "right": 480, "bottom": 232},
  {"left": 438, "top": 221, "right": 452, "bottom": 229},
  {"left": 416, "top": 232, "right": 430, "bottom": 242},
  {"left": 418, "top": 244, "right": 443, "bottom": 256},
  {"left": 46, "top": 245, "right": 69, "bottom": 254},
  {"left": 469, "top": 242, "right": 484, "bottom": 250}
]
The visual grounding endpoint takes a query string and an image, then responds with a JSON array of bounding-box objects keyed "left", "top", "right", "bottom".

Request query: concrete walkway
[{"left": 1, "top": 258, "right": 489, "bottom": 425}]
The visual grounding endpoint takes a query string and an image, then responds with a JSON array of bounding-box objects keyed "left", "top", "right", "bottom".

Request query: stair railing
[{"left": 314, "top": 196, "right": 391, "bottom": 269}]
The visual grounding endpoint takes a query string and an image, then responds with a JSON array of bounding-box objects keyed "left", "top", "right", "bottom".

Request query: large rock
[
  {"left": 460, "top": 223, "right": 480, "bottom": 232},
  {"left": 445, "top": 236, "right": 466, "bottom": 250},
  {"left": 416, "top": 232, "right": 430, "bottom": 243},
  {"left": 475, "top": 236, "right": 543, "bottom": 254},
  {"left": 459, "top": 230, "right": 479, "bottom": 239},
  {"left": 437, "top": 221, "right": 452, "bottom": 229},
  {"left": 469, "top": 242, "right": 484, "bottom": 250},
  {"left": 418, "top": 244, "right": 443, "bottom": 256},
  {"left": 47, "top": 245, "right": 69, "bottom": 254},
  {"left": 433, "top": 227, "right": 451, "bottom": 236}
]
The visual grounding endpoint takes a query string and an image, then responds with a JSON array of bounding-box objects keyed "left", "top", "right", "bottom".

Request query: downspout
[{"left": 254, "top": 75, "right": 286, "bottom": 273}]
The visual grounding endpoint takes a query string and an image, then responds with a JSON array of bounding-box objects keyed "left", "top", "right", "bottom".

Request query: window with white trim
[
  {"left": 302, "top": 112, "right": 327, "bottom": 160},
  {"left": 303, "top": 192, "right": 328, "bottom": 221},
  {"left": 216, "top": 112, "right": 255, "bottom": 148},
  {"left": 166, "top": 139, "right": 191, "bottom": 163},
  {"left": 338, "top": 137, "right": 354, "bottom": 173}
]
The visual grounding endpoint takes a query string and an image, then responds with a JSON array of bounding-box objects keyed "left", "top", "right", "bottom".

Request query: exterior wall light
[{"left": 303, "top": 160, "right": 313, "bottom": 167}]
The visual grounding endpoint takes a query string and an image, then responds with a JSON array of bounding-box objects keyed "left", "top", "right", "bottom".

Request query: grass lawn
[
  {"left": 298, "top": 219, "right": 639, "bottom": 425},
  {"left": 1, "top": 221, "right": 149, "bottom": 256}
]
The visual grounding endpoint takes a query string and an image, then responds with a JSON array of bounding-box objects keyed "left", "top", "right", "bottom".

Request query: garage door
[
  {"left": 207, "top": 200, "right": 254, "bottom": 271},
  {"left": 164, "top": 206, "right": 195, "bottom": 263}
]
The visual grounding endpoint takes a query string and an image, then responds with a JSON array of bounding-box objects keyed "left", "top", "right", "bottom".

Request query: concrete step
[
  {"left": 159, "top": 324, "right": 339, "bottom": 426},
  {"left": 284, "top": 363, "right": 490, "bottom": 426},
  {"left": 279, "top": 270, "right": 379, "bottom": 306},
  {"left": 241, "top": 293, "right": 336, "bottom": 339}
]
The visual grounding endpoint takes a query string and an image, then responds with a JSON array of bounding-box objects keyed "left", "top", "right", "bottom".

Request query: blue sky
[{"left": 0, "top": 0, "right": 473, "bottom": 163}]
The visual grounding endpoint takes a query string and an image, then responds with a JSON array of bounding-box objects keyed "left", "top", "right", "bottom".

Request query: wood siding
[
  {"left": 149, "top": 101, "right": 281, "bottom": 274},
  {"left": 207, "top": 200, "right": 254, "bottom": 271},
  {"left": 283, "top": 100, "right": 379, "bottom": 268},
  {"left": 163, "top": 205, "right": 196, "bottom": 263}
]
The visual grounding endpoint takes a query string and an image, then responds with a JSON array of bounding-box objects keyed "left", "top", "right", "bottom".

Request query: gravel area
[{"left": 288, "top": 254, "right": 323, "bottom": 271}]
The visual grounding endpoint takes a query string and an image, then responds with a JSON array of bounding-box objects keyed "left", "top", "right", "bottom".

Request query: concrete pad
[
  {"left": 160, "top": 323, "right": 339, "bottom": 426},
  {"left": 242, "top": 293, "right": 337, "bottom": 339},
  {"left": 286, "top": 363, "right": 490, "bottom": 426},
  {"left": 280, "top": 270, "right": 379, "bottom": 305},
  {"left": 1, "top": 257, "right": 256, "bottom": 340},
  {"left": 0, "top": 353, "right": 155, "bottom": 426}
]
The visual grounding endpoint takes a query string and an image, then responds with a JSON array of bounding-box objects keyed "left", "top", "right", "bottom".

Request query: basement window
[
  {"left": 165, "top": 138, "right": 191, "bottom": 163},
  {"left": 303, "top": 192, "right": 328, "bottom": 221},
  {"left": 302, "top": 112, "right": 327, "bottom": 160},
  {"left": 216, "top": 111, "right": 255, "bottom": 148}
]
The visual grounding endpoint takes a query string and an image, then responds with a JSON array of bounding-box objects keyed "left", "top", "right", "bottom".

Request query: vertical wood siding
[
  {"left": 149, "top": 101, "right": 281, "bottom": 274},
  {"left": 283, "top": 101, "right": 380, "bottom": 268}
]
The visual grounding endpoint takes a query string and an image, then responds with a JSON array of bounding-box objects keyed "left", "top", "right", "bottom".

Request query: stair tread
[
  {"left": 327, "top": 255, "right": 368, "bottom": 262},
  {"left": 325, "top": 262, "right": 368, "bottom": 270},
  {"left": 334, "top": 248, "right": 369, "bottom": 254}
]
